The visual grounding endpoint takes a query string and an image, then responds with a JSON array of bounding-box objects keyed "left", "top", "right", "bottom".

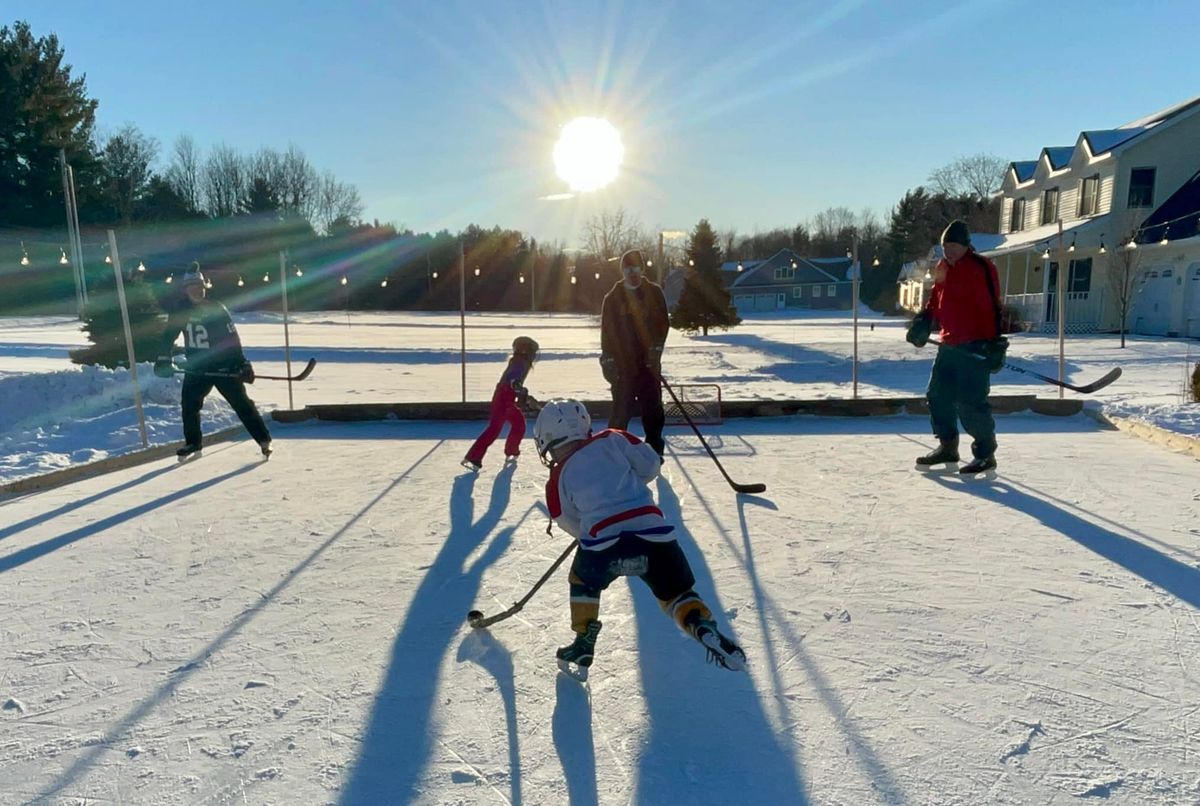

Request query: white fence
[{"left": 1005, "top": 289, "right": 1107, "bottom": 333}]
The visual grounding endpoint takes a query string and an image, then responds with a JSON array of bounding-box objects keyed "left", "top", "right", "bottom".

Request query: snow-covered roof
[
  {"left": 1042, "top": 146, "right": 1075, "bottom": 170},
  {"left": 1009, "top": 161, "right": 1037, "bottom": 183},
  {"left": 1081, "top": 127, "right": 1150, "bottom": 155}
]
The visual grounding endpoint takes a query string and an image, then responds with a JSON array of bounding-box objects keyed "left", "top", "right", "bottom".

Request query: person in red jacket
[{"left": 906, "top": 220, "right": 1007, "bottom": 475}]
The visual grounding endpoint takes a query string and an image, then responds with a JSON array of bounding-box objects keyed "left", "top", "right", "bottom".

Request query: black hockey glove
[
  {"left": 153, "top": 356, "right": 174, "bottom": 378},
  {"left": 981, "top": 337, "right": 1008, "bottom": 374},
  {"left": 238, "top": 361, "right": 255, "bottom": 383},
  {"left": 906, "top": 311, "right": 933, "bottom": 348},
  {"left": 600, "top": 355, "right": 619, "bottom": 385}
]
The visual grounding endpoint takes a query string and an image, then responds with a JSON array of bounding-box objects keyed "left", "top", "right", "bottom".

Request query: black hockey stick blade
[
  {"left": 927, "top": 339, "right": 1120, "bottom": 395},
  {"left": 1065, "top": 366, "right": 1122, "bottom": 394},
  {"left": 732, "top": 481, "right": 768, "bottom": 494},
  {"left": 172, "top": 357, "right": 317, "bottom": 382}
]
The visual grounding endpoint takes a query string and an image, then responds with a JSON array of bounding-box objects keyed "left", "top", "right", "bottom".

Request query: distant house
[
  {"left": 981, "top": 95, "right": 1200, "bottom": 335},
  {"left": 897, "top": 234, "right": 1005, "bottom": 315},
  {"left": 725, "top": 249, "right": 854, "bottom": 314}
]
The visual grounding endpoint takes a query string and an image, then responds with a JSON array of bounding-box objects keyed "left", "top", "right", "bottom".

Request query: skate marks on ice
[
  {"left": 657, "top": 466, "right": 908, "bottom": 804},
  {"left": 339, "top": 463, "right": 523, "bottom": 805},
  {"left": 930, "top": 476, "right": 1200, "bottom": 610},
  {"left": 29, "top": 442, "right": 444, "bottom": 804},
  {"left": 0, "top": 462, "right": 259, "bottom": 575}
]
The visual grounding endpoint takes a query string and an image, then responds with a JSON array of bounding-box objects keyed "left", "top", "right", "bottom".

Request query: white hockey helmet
[{"left": 534, "top": 398, "right": 592, "bottom": 465}]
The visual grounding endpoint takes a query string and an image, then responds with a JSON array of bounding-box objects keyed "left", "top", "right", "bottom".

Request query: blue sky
[{"left": 17, "top": 1, "right": 1200, "bottom": 246}]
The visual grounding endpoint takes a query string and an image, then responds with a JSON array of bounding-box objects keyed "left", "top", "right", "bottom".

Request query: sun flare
[{"left": 553, "top": 117, "right": 624, "bottom": 192}]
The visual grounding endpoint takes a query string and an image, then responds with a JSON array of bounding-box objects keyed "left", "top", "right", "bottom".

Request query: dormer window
[
  {"left": 1041, "top": 187, "right": 1059, "bottom": 225},
  {"left": 1128, "top": 167, "right": 1155, "bottom": 208},
  {"left": 1009, "top": 198, "right": 1026, "bottom": 232},
  {"left": 1078, "top": 175, "right": 1100, "bottom": 216}
]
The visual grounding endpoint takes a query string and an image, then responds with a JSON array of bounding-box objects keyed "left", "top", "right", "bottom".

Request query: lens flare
[{"left": 553, "top": 117, "right": 623, "bottom": 192}]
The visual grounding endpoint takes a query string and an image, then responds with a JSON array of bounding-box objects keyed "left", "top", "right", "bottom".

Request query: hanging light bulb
[
  {"left": 262, "top": 273, "right": 270, "bottom": 283},
  {"left": 1041, "top": 245, "right": 1050, "bottom": 259},
  {"left": 380, "top": 278, "right": 388, "bottom": 287},
  {"left": 59, "top": 249, "right": 69, "bottom": 265},
  {"left": 737, "top": 262, "right": 744, "bottom": 272},
  {"left": 570, "top": 275, "right": 577, "bottom": 285},
  {"left": 473, "top": 266, "right": 480, "bottom": 276},
  {"left": 518, "top": 275, "right": 525, "bottom": 284},
  {"left": 294, "top": 267, "right": 303, "bottom": 277},
  {"left": 432, "top": 270, "right": 438, "bottom": 279},
  {"left": 165, "top": 274, "right": 174, "bottom": 284},
  {"left": 790, "top": 258, "right": 797, "bottom": 269},
  {"left": 20, "top": 241, "right": 30, "bottom": 266},
  {"left": 1126, "top": 239, "right": 1138, "bottom": 250},
  {"left": 1068, "top": 235, "right": 1076, "bottom": 253},
  {"left": 237, "top": 276, "right": 245, "bottom": 287},
  {"left": 688, "top": 259, "right": 695, "bottom": 267},
  {"left": 594, "top": 271, "right": 600, "bottom": 280},
  {"left": 204, "top": 279, "right": 213, "bottom": 289},
  {"left": 1159, "top": 226, "right": 1170, "bottom": 246},
  {"left": 646, "top": 259, "right": 653, "bottom": 268},
  {"left": 340, "top": 276, "right": 348, "bottom": 285},
  {"left": 137, "top": 260, "right": 146, "bottom": 272},
  {"left": 872, "top": 255, "right": 880, "bottom": 267},
  {"left": 104, "top": 253, "right": 112, "bottom": 264}
]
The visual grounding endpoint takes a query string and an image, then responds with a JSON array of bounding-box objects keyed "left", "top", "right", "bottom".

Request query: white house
[{"left": 982, "top": 95, "right": 1200, "bottom": 335}]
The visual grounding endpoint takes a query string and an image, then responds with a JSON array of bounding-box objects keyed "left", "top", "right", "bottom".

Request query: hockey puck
[{"left": 466, "top": 610, "right": 484, "bottom": 628}]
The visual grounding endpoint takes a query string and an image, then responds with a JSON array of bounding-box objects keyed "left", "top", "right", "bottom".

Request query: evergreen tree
[
  {"left": 0, "top": 21, "right": 101, "bottom": 227},
  {"left": 672, "top": 219, "right": 741, "bottom": 336},
  {"left": 70, "top": 271, "right": 165, "bottom": 368}
]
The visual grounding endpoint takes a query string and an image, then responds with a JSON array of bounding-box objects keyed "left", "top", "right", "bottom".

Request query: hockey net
[{"left": 663, "top": 384, "right": 722, "bottom": 426}]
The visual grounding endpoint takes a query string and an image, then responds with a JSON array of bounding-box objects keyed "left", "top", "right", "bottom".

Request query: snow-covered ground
[
  {"left": 1, "top": 413, "right": 1198, "bottom": 804},
  {"left": 1, "top": 310, "right": 1196, "bottom": 484}
]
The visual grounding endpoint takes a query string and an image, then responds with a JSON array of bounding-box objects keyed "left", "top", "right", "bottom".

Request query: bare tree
[
  {"left": 312, "top": 170, "right": 363, "bottom": 233},
  {"left": 280, "top": 144, "right": 319, "bottom": 220},
  {"left": 164, "top": 134, "right": 203, "bottom": 214},
  {"left": 202, "top": 143, "right": 246, "bottom": 218},
  {"left": 928, "top": 154, "right": 1008, "bottom": 204},
  {"left": 100, "top": 123, "right": 159, "bottom": 224},
  {"left": 1103, "top": 213, "right": 1146, "bottom": 348},
  {"left": 580, "top": 207, "right": 641, "bottom": 260}
]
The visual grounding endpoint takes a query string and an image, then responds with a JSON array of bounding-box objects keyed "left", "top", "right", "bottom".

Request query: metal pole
[
  {"left": 1057, "top": 220, "right": 1066, "bottom": 399},
  {"left": 67, "top": 163, "right": 87, "bottom": 306},
  {"left": 107, "top": 230, "right": 149, "bottom": 448},
  {"left": 459, "top": 240, "right": 466, "bottom": 403},
  {"left": 852, "top": 234, "right": 860, "bottom": 399},
  {"left": 657, "top": 231, "right": 665, "bottom": 285},
  {"left": 278, "top": 251, "right": 294, "bottom": 410},
  {"left": 530, "top": 237, "right": 537, "bottom": 312},
  {"left": 59, "top": 150, "right": 84, "bottom": 318}
]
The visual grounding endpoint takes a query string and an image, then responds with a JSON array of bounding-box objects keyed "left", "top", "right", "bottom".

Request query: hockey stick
[
  {"left": 172, "top": 357, "right": 317, "bottom": 383},
  {"left": 928, "top": 339, "right": 1121, "bottom": 394},
  {"left": 466, "top": 541, "right": 577, "bottom": 629},
  {"left": 657, "top": 372, "right": 767, "bottom": 494}
]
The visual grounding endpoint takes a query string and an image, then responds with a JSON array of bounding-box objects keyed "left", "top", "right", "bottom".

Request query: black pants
[
  {"left": 927, "top": 343, "right": 996, "bottom": 459},
  {"left": 609, "top": 368, "right": 665, "bottom": 456},
  {"left": 181, "top": 374, "right": 271, "bottom": 448}
]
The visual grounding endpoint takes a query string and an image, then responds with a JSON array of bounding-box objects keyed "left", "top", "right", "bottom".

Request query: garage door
[
  {"left": 1187, "top": 263, "right": 1200, "bottom": 338},
  {"left": 1130, "top": 267, "right": 1173, "bottom": 336}
]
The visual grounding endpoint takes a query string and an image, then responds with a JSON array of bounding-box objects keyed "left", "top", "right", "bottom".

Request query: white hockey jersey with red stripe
[{"left": 545, "top": 429, "right": 674, "bottom": 551}]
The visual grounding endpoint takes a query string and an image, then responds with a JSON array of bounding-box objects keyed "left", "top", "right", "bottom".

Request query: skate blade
[
  {"left": 915, "top": 462, "right": 958, "bottom": 474},
  {"left": 960, "top": 468, "right": 998, "bottom": 480},
  {"left": 557, "top": 658, "right": 590, "bottom": 682},
  {"left": 177, "top": 452, "right": 202, "bottom": 463},
  {"left": 700, "top": 633, "right": 747, "bottom": 672},
  {"left": 460, "top": 459, "right": 481, "bottom": 472}
]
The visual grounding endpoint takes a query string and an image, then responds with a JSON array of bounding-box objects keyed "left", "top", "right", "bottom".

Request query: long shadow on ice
[
  {"left": 32, "top": 444, "right": 444, "bottom": 802},
  {"left": 456, "top": 629, "right": 525, "bottom": 804},
  {"left": 624, "top": 477, "right": 809, "bottom": 804},
  {"left": 339, "top": 464, "right": 518, "bottom": 805},
  {"left": 0, "top": 462, "right": 257, "bottom": 574},
  {"left": 552, "top": 673, "right": 598, "bottom": 806},
  {"left": 934, "top": 476, "right": 1200, "bottom": 609}
]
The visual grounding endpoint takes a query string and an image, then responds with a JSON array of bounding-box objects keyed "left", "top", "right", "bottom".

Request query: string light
[
  {"left": 1126, "top": 239, "right": 1138, "bottom": 251},
  {"left": 1159, "top": 226, "right": 1169, "bottom": 246},
  {"left": 790, "top": 258, "right": 798, "bottom": 269},
  {"left": 164, "top": 274, "right": 174, "bottom": 284},
  {"left": 594, "top": 271, "right": 600, "bottom": 280},
  {"left": 262, "top": 273, "right": 270, "bottom": 283},
  {"left": 294, "top": 267, "right": 303, "bottom": 277},
  {"left": 688, "top": 259, "right": 695, "bottom": 267},
  {"left": 380, "top": 278, "right": 389, "bottom": 287},
  {"left": 1041, "top": 245, "right": 1050, "bottom": 259},
  {"left": 518, "top": 275, "right": 525, "bottom": 284},
  {"left": 1068, "top": 235, "right": 1076, "bottom": 253},
  {"left": 204, "top": 278, "right": 213, "bottom": 289},
  {"left": 340, "top": 276, "right": 348, "bottom": 285},
  {"left": 20, "top": 241, "right": 30, "bottom": 266},
  {"left": 473, "top": 266, "right": 480, "bottom": 276},
  {"left": 570, "top": 275, "right": 577, "bottom": 285},
  {"left": 237, "top": 276, "right": 245, "bottom": 287},
  {"left": 104, "top": 253, "right": 112, "bottom": 264},
  {"left": 431, "top": 270, "right": 438, "bottom": 279},
  {"left": 872, "top": 255, "right": 881, "bottom": 267},
  {"left": 736, "top": 262, "right": 744, "bottom": 272},
  {"left": 59, "top": 249, "right": 69, "bottom": 265},
  {"left": 1098, "top": 237, "right": 1107, "bottom": 254},
  {"left": 137, "top": 260, "right": 146, "bottom": 272}
]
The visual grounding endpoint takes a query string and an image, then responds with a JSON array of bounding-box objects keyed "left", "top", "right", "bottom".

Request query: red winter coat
[{"left": 927, "top": 250, "right": 1001, "bottom": 345}]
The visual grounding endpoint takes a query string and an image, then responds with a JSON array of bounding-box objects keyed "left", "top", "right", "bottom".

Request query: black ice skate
[
  {"left": 915, "top": 440, "right": 959, "bottom": 470},
  {"left": 176, "top": 444, "right": 202, "bottom": 462},
  {"left": 959, "top": 455, "right": 997, "bottom": 476},
  {"left": 690, "top": 617, "right": 746, "bottom": 672},
  {"left": 557, "top": 620, "right": 602, "bottom": 682},
  {"left": 258, "top": 440, "right": 273, "bottom": 460}
]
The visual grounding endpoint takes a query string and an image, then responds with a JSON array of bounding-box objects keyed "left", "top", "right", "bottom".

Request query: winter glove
[
  {"left": 981, "top": 337, "right": 1008, "bottom": 374},
  {"left": 906, "top": 311, "right": 933, "bottom": 348},
  {"left": 513, "top": 382, "right": 530, "bottom": 408},
  {"left": 153, "top": 356, "right": 174, "bottom": 378},
  {"left": 238, "top": 361, "right": 256, "bottom": 384},
  {"left": 600, "top": 355, "right": 619, "bottom": 385},
  {"left": 645, "top": 345, "right": 663, "bottom": 375}
]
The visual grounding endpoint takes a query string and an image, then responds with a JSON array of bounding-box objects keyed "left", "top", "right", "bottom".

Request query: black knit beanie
[{"left": 940, "top": 219, "right": 971, "bottom": 247}]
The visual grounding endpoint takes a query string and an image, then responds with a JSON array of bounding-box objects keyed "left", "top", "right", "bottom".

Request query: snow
[{"left": 0, "top": 310, "right": 1198, "bottom": 804}]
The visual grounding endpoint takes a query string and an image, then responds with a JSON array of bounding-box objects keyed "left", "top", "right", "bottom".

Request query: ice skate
[
  {"left": 690, "top": 617, "right": 746, "bottom": 672},
  {"left": 557, "top": 620, "right": 602, "bottom": 682}
]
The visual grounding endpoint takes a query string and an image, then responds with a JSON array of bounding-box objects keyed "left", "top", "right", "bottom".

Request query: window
[
  {"left": 812, "top": 285, "right": 822, "bottom": 298},
  {"left": 1009, "top": 198, "right": 1026, "bottom": 232},
  {"left": 1128, "top": 167, "right": 1155, "bottom": 208},
  {"left": 1068, "top": 258, "right": 1092, "bottom": 293},
  {"left": 1078, "top": 174, "right": 1100, "bottom": 216},
  {"left": 774, "top": 265, "right": 796, "bottom": 280},
  {"left": 827, "top": 284, "right": 836, "bottom": 296},
  {"left": 792, "top": 286, "right": 803, "bottom": 299},
  {"left": 1041, "top": 187, "right": 1059, "bottom": 225}
]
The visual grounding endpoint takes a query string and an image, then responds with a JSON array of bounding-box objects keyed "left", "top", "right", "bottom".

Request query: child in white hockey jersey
[{"left": 533, "top": 398, "right": 745, "bottom": 680}]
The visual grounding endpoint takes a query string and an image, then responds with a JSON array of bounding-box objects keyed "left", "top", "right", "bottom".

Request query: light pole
[
  {"left": 849, "top": 235, "right": 861, "bottom": 399},
  {"left": 459, "top": 240, "right": 467, "bottom": 402}
]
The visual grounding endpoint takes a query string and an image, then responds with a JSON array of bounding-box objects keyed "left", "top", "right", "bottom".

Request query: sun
[{"left": 553, "top": 117, "right": 624, "bottom": 192}]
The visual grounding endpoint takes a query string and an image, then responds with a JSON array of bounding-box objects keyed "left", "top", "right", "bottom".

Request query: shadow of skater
[
  {"left": 552, "top": 673, "right": 598, "bottom": 806},
  {"left": 0, "top": 463, "right": 258, "bottom": 575},
  {"left": 340, "top": 465, "right": 517, "bottom": 805},
  {"left": 934, "top": 476, "right": 1200, "bottom": 609},
  {"left": 456, "top": 628, "right": 524, "bottom": 804},
  {"left": 624, "top": 477, "right": 809, "bottom": 804}
]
